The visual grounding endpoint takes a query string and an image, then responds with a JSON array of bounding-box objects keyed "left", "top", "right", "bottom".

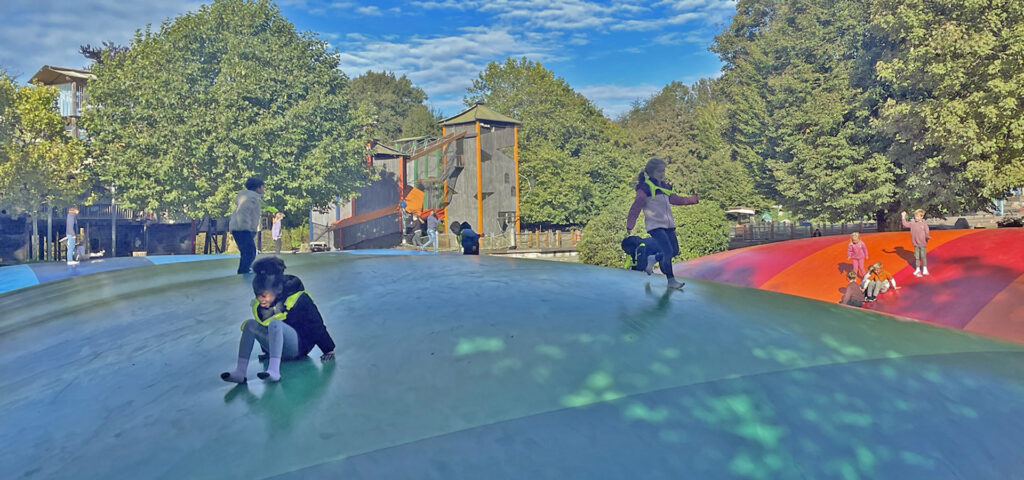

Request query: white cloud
[
  {"left": 576, "top": 82, "right": 662, "bottom": 117},
  {"left": 0, "top": 0, "right": 202, "bottom": 81},
  {"left": 653, "top": 30, "right": 709, "bottom": 45},
  {"left": 338, "top": 26, "right": 562, "bottom": 112},
  {"left": 355, "top": 5, "right": 382, "bottom": 16}
]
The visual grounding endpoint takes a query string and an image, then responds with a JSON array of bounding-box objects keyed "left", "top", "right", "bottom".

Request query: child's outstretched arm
[{"left": 669, "top": 193, "right": 699, "bottom": 206}]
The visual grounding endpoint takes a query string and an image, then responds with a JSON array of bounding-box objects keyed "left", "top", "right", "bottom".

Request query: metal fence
[{"left": 730, "top": 221, "right": 879, "bottom": 247}]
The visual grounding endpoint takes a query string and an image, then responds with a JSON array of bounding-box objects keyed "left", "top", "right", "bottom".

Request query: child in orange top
[
  {"left": 863, "top": 262, "right": 900, "bottom": 301},
  {"left": 847, "top": 232, "right": 868, "bottom": 277}
]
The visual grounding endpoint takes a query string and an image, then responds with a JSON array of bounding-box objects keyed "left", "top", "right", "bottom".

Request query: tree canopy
[
  {"left": 81, "top": 0, "right": 367, "bottom": 219},
  {"left": 711, "top": 0, "right": 1023, "bottom": 223},
  {"left": 466, "top": 57, "right": 641, "bottom": 227},
  {"left": 619, "top": 79, "right": 762, "bottom": 210},
  {"left": 349, "top": 70, "right": 440, "bottom": 142},
  {"left": 0, "top": 74, "right": 88, "bottom": 213}
]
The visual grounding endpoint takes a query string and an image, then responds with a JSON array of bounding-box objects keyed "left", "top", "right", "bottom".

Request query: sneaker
[
  {"left": 922, "top": 267, "right": 930, "bottom": 276},
  {"left": 913, "top": 268, "right": 922, "bottom": 277},
  {"left": 667, "top": 278, "right": 685, "bottom": 289}
]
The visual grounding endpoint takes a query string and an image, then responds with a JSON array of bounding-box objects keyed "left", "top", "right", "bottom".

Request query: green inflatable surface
[{"left": 2, "top": 253, "right": 1023, "bottom": 479}]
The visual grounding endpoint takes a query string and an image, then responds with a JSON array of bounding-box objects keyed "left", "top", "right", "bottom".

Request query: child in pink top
[{"left": 847, "top": 232, "right": 868, "bottom": 277}]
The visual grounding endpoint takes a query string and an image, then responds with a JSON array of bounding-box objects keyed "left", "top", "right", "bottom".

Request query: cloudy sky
[{"left": 0, "top": 0, "right": 735, "bottom": 117}]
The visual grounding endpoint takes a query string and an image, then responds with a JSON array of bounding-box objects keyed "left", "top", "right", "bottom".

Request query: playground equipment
[{"left": 316, "top": 103, "right": 521, "bottom": 250}]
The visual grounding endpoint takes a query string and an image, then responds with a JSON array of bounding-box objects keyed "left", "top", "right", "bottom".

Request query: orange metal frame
[{"left": 476, "top": 121, "right": 483, "bottom": 231}]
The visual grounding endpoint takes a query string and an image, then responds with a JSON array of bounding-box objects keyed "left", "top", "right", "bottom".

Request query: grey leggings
[
  {"left": 238, "top": 319, "right": 300, "bottom": 360},
  {"left": 866, "top": 280, "right": 890, "bottom": 298},
  {"left": 914, "top": 246, "right": 928, "bottom": 268}
]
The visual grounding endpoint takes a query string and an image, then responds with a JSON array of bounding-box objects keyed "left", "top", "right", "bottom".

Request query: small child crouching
[
  {"left": 221, "top": 257, "right": 335, "bottom": 383},
  {"left": 839, "top": 271, "right": 866, "bottom": 307}
]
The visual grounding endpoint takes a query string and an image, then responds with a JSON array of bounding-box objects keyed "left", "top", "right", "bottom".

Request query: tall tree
[
  {"left": 466, "top": 57, "right": 641, "bottom": 227},
  {"left": 713, "top": 0, "right": 899, "bottom": 223},
  {"left": 872, "top": 0, "right": 1024, "bottom": 203},
  {"left": 620, "top": 78, "right": 762, "bottom": 210},
  {"left": 81, "top": 0, "right": 367, "bottom": 219},
  {"left": 79, "top": 42, "right": 129, "bottom": 65},
  {"left": 349, "top": 71, "right": 440, "bottom": 141},
  {"left": 0, "top": 75, "right": 90, "bottom": 258},
  {"left": 0, "top": 75, "right": 89, "bottom": 213}
]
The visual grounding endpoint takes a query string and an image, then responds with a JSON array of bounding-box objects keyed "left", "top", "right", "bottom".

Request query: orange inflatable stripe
[
  {"left": 760, "top": 230, "right": 979, "bottom": 302},
  {"left": 964, "top": 272, "right": 1024, "bottom": 343}
]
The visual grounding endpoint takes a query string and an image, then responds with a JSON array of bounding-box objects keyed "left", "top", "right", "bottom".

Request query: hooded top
[
  {"left": 254, "top": 274, "right": 336, "bottom": 357},
  {"left": 228, "top": 189, "right": 262, "bottom": 232},
  {"left": 626, "top": 177, "right": 699, "bottom": 232}
]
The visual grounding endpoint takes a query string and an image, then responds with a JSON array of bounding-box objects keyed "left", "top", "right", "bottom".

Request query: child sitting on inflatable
[
  {"left": 863, "top": 262, "right": 900, "bottom": 301},
  {"left": 221, "top": 257, "right": 335, "bottom": 383},
  {"left": 839, "top": 271, "right": 866, "bottom": 307},
  {"left": 621, "top": 235, "right": 663, "bottom": 275}
]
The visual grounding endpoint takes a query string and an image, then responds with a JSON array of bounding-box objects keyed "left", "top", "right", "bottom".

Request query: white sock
[
  {"left": 220, "top": 357, "right": 248, "bottom": 383},
  {"left": 258, "top": 358, "right": 282, "bottom": 382}
]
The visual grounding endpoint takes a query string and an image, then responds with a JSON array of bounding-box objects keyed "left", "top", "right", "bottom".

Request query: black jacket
[
  {"left": 257, "top": 275, "right": 336, "bottom": 356},
  {"left": 621, "top": 235, "right": 660, "bottom": 271}
]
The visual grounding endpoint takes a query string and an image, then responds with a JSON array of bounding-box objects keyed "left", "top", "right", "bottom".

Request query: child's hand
[
  {"left": 893, "top": 286, "right": 901, "bottom": 290},
  {"left": 321, "top": 351, "right": 335, "bottom": 362},
  {"left": 901, "top": 211, "right": 907, "bottom": 218}
]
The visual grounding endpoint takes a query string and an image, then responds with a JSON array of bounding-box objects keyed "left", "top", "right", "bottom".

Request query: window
[
  {"left": 504, "top": 173, "right": 510, "bottom": 184},
  {"left": 511, "top": 186, "right": 515, "bottom": 197}
]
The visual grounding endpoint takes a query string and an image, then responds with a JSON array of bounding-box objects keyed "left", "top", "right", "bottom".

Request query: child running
[
  {"left": 863, "top": 261, "right": 900, "bottom": 301},
  {"left": 839, "top": 271, "right": 866, "bottom": 307},
  {"left": 221, "top": 257, "right": 335, "bottom": 383},
  {"left": 626, "top": 157, "right": 699, "bottom": 289},
  {"left": 847, "top": 232, "right": 868, "bottom": 277},
  {"left": 901, "top": 209, "right": 932, "bottom": 277}
]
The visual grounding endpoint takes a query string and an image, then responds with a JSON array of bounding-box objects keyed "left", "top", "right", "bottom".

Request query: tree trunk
[
  {"left": 32, "top": 208, "right": 40, "bottom": 261},
  {"left": 46, "top": 205, "right": 53, "bottom": 261}
]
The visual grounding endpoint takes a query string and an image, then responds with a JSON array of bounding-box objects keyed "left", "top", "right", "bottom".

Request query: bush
[
  {"left": 997, "top": 216, "right": 1023, "bottom": 228},
  {"left": 579, "top": 199, "right": 729, "bottom": 268}
]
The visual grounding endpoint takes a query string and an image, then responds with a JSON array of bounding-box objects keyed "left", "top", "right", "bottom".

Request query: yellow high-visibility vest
[
  {"left": 242, "top": 290, "right": 309, "bottom": 329},
  {"left": 644, "top": 178, "right": 675, "bottom": 197}
]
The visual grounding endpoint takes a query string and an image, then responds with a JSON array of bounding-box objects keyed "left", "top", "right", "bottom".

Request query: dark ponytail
[{"left": 252, "top": 257, "right": 286, "bottom": 296}]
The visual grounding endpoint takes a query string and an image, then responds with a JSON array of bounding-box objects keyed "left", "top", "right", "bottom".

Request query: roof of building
[
  {"left": 370, "top": 141, "right": 403, "bottom": 157},
  {"left": 439, "top": 103, "right": 521, "bottom": 126},
  {"left": 30, "top": 65, "right": 96, "bottom": 85}
]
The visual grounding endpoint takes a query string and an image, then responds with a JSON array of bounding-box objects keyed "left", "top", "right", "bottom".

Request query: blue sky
[{"left": 0, "top": 0, "right": 735, "bottom": 117}]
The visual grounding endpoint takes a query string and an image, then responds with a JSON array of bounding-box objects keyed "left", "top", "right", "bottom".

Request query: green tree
[
  {"left": 349, "top": 70, "right": 441, "bottom": 141},
  {"left": 0, "top": 75, "right": 88, "bottom": 212},
  {"left": 872, "top": 0, "right": 1024, "bottom": 202},
  {"left": 713, "top": 0, "right": 900, "bottom": 223},
  {"left": 466, "top": 57, "right": 641, "bottom": 227},
  {"left": 81, "top": 0, "right": 367, "bottom": 219},
  {"left": 0, "top": 75, "right": 90, "bottom": 258},
  {"left": 620, "top": 78, "right": 763, "bottom": 210}
]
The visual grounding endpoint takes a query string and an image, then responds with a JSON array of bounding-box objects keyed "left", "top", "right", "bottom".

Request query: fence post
[{"left": 556, "top": 230, "right": 561, "bottom": 247}]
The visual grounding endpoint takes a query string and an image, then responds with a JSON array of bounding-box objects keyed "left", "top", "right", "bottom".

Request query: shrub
[{"left": 997, "top": 216, "right": 1023, "bottom": 228}]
